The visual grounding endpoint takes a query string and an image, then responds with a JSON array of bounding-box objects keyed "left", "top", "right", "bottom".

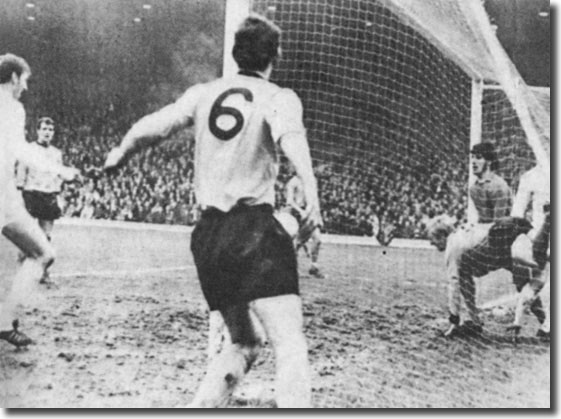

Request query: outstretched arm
[
  {"left": 11, "top": 139, "right": 79, "bottom": 182},
  {"left": 104, "top": 85, "right": 201, "bottom": 171}
]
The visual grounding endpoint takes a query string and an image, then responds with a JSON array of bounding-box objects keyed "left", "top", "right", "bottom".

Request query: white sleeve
[
  {"left": 511, "top": 173, "right": 531, "bottom": 218},
  {"left": 266, "top": 89, "right": 307, "bottom": 143},
  {"left": 125, "top": 84, "right": 202, "bottom": 140}
]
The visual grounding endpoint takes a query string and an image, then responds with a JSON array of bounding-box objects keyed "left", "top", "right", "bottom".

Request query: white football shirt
[
  {"left": 511, "top": 165, "right": 550, "bottom": 229},
  {"left": 154, "top": 73, "right": 306, "bottom": 212}
]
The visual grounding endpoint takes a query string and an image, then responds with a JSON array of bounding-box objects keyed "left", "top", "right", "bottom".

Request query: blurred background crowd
[
  {"left": 28, "top": 99, "right": 468, "bottom": 240},
  {"left": 3, "top": 0, "right": 543, "bottom": 241}
]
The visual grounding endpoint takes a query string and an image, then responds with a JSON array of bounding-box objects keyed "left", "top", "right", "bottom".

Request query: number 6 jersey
[{"left": 165, "top": 72, "right": 306, "bottom": 212}]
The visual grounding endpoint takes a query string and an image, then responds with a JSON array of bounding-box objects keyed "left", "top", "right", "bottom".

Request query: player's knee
[
  {"left": 244, "top": 341, "right": 261, "bottom": 368},
  {"left": 39, "top": 244, "right": 56, "bottom": 268}
]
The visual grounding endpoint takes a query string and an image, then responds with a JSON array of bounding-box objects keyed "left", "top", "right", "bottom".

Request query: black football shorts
[
  {"left": 191, "top": 204, "right": 299, "bottom": 311},
  {"left": 22, "top": 191, "right": 62, "bottom": 221}
]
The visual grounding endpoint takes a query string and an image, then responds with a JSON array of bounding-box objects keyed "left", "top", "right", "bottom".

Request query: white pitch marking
[
  {"left": 51, "top": 265, "right": 196, "bottom": 279},
  {"left": 481, "top": 292, "right": 518, "bottom": 310}
]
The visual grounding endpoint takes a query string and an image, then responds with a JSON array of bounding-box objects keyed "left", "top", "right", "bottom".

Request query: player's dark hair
[
  {"left": 37, "top": 116, "right": 55, "bottom": 130},
  {"left": 233, "top": 14, "right": 281, "bottom": 72},
  {"left": 471, "top": 142, "right": 498, "bottom": 171},
  {"left": 0, "top": 53, "right": 31, "bottom": 84}
]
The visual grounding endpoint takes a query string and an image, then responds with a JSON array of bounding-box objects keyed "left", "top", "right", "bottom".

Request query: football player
[
  {"left": 430, "top": 142, "right": 526, "bottom": 337},
  {"left": 16, "top": 117, "right": 65, "bottom": 285},
  {"left": 104, "top": 15, "right": 320, "bottom": 407},
  {"left": 509, "top": 164, "right": 550, "bottom": 340},
  {"left": 0, "top": 54, "right": 79, "bottom": 348},
  {"left": 286, "top": 168, "right": 324, "bottom": 278}
]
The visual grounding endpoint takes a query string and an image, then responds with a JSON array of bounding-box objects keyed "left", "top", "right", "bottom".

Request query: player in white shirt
[
  {"left": 0, "top": 54, "right": 79, "bottom": 348},
  {"left": 104, "top": 15, "right": 320, "bottom": 408},
  {"left": 427, "top": 143, "right": 532, "bottom": 337},
  {"left": 286, "top": 170, "right": 324, "bottom": 278},
  {"left": 509, "top": 164, "right": 550, "bottom": 340},
  {"left": 16, "top": 117, "right": 65, "bottom": 285},
  {"left": 427, "top": 214, "right": 533, "bottom": 338}
]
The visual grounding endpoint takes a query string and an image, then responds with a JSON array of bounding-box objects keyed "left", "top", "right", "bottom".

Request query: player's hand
[
  {"left": 299, "top": 201, "right": 323, "bottom": 243},
  {"left": 104, "top": 147, "right": 127, "bottom": 174},
  {"left": 60, "top": 167, "right": 81, "bottom": 183},
  {"left": 83, "top": 166, "right": 104, "bottom": 179}
]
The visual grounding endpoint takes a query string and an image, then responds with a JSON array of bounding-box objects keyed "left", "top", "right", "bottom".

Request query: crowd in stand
[{"left": 27, "top": 101, "right": 468, "bottom": 240}]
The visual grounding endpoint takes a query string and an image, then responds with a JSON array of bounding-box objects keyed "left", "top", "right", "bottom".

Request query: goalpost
[{"left": 222, "top": 0, "right": 550, "bottom": 408}]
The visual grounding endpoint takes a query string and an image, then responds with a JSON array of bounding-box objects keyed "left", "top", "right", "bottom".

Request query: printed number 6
[{"left": 209, "top": 88, "right": 253, "bottom": 141}]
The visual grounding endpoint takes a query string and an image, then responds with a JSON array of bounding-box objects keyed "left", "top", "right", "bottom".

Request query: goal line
[{"left": 57, "top": 218, "right": 433, "bottom": 249}]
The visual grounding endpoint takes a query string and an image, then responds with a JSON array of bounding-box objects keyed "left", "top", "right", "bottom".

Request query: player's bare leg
[
  {"left": 208, "top": 308, "right": 267, "bottom": 362},
  {"left": 296, "top": 240, "right": 310, "bottom": 258},
  {"left": 0, "top": 219, "right": 54, "bottom": 346},
  {"left": 509, "top": 207, "right": 550, "bottom": 341},
  {"left": 458, "top": 271, "right": 483, "bottom": 334},
  {"left": 251, "top": 294, "right": 311, "bottom": 408},
  {"left": 188, "top": 304, "right": 263, "bottom": 408},
  {"left": 536, "top": 275, "right": 550, "bottom": 339},
  {"left": 444, "top": 273, "right": 462, "bottom": 338},
  {"left": 207, "top": 310, "right": 228, "bottom": 359},
  {"left": 308, "top": 229, "right": 324, "bottom": 279},
  {"left": 532, "top": 205, "right": 550, "bottom": 268},
  {"left": 190, "top": 294, "right": 310, "bottom": 408},
  {"left": 38, "top": 219, "right": 55, "bottom": 285}
]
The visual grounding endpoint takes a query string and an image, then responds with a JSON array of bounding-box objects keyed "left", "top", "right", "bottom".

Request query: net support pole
[
  {"left": 222, "top": 0, "right": 251, "bottom": 77},
  {"left": 467, "top": 78, "right": 483, "bottom": 223},
  {"left": 460, "top": 0, "right": 549, "bottom": 168}
]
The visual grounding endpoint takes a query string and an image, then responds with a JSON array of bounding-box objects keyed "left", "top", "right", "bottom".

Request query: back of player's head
[
  {"left": 37, "top": 116, "right": 55, "bottom": 131},
  {"left": 0, "top": 53, "right": 31, "bottom": 84},
  {"left": 426, "top": 214, "right": 454, "bottom": 239},
  {"left": 471, "top": 142, "right": 498, "bottom": 171},
  {"left": 233, "top": 14, "right": 281, "bottom": 72}
]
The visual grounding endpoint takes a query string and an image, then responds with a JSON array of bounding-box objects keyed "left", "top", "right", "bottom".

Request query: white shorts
[{"left": 1, "top": 181, "right": 34, "bottom": 229}]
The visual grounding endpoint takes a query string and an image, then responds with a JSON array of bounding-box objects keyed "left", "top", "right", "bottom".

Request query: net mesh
[
  {"left": 0, "top": 0, "right": 549, "bottom": 408},
  {"left": 250, "top": 0, "right": 549, "bottom": 408}
]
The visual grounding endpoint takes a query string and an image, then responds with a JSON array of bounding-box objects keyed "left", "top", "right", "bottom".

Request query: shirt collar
[
  {"left": 475, "top": 171, "right": 494, "bottom": 184},
  {"left": 238, "top": 70, "right": 263, "bottom": 79}
]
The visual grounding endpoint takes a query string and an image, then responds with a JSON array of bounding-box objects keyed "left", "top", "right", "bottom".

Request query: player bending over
[
  {"left": 285, "top": 168, "right": 324, "bottom": 278},
  {"left": 427, "top": 214, "right": 533, "bottom": 337},
  {"left": 104, "top": 15, "right": 320, "bottom": 408},
  {"left": 428, "top": 142, "right": 527, "bottom": 337},
  {"left": 0, "top": 54, "right": 80, "bottom": 348},
  {"left": 16, "top": 117, "right": 66, "bottom": 286}
]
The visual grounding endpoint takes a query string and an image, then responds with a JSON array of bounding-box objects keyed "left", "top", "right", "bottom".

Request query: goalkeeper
[{"left": 428, "top": 142, "right": 533, "bottom": 337}]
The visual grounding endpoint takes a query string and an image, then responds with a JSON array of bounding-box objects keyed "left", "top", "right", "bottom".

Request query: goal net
[
  {"left": 0, "top": 0, "right": 549, "bottom": 409},
  {"left": 245, "top": 0, "right": 550, "bottom": 408}
]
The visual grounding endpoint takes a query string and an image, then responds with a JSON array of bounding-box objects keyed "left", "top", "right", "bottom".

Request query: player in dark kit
[
  {"left": 104, "top": 15, "right": 321, "bottom": 407},
  {"left": 16, "top": 117, "right": 64, "bottom": 285},
  {"left": 428, "top": 143, "right": 545, "bottom": 339}
]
